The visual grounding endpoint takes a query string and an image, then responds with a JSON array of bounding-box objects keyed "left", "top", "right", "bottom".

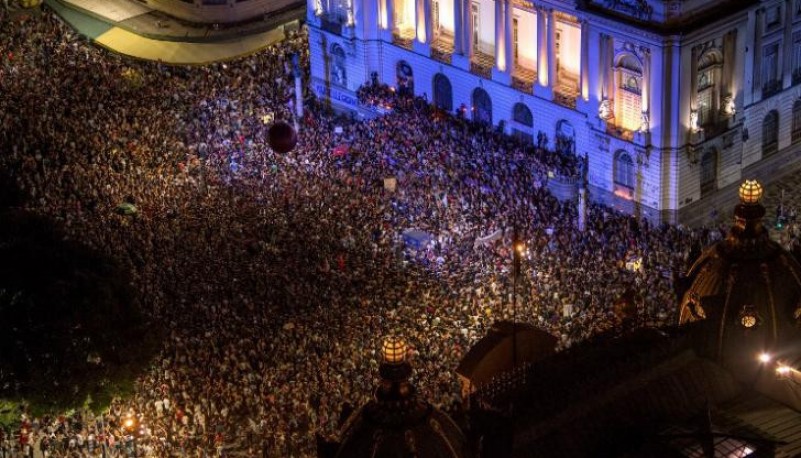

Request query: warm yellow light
[
  {"left": 124, "top": 418, "right": 135, "bottom": 429},
  {"left": 515, "top": 242, "right": 526, "bottom": 254},
  {"left": 738, "top": 180, "right": 763, "bottom": 205},
  {"left": 382, "top": 336, "right": 407, "bottom": 364},
  {"left": 759, "top": 353, "right": 772, "bottom": 363},
  {"left": 777, "top": 365, "right": 791, "bottom": 376},
  {"left": 741, "top": 314, "right": 757, "bottom": 328}
]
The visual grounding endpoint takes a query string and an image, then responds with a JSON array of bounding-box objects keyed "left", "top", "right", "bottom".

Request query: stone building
[{"left": 307, "top": 0, "right": 801, "bottom": 222}]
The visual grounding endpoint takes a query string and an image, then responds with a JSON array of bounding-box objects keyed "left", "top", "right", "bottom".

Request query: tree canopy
[{"left": 0, "top": 175, "right": 157, "bottom": 415}]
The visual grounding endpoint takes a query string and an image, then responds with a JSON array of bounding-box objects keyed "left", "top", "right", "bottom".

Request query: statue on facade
[
  {"left": 639, "top": 112, "right": 649, "bottom": 133},
  {"left": 689, "top": 110, "right": 700, "bottom": 132},
  {"left": 598, "top": 99, "right": 613, "bottom": 120}
]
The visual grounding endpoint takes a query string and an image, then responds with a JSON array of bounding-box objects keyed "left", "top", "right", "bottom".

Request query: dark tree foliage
[{"left": 0, "top": 177, "right": 157, "bottom": 412}]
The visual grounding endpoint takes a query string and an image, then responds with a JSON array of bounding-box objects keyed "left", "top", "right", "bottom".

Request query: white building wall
[{"left": 309, "top": 0, "right": 801, "bottom": 223}]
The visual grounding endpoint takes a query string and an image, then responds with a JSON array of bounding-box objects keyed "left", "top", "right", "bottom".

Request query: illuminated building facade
[{"left": 307, "top": 0, "right": 801, "bottom": 222}]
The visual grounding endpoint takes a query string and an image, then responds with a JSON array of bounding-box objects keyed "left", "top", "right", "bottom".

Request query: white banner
[{"left": 473, "top": 229, "right": 504, "bottom": 249}]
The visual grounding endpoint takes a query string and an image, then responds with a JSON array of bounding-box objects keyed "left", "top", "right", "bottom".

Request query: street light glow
[
  {"left": 776, "top": 365, "right": 792, "bottom": 376},
  {"left": 759, "top": 352, "right": 772, "bottom": 363}
]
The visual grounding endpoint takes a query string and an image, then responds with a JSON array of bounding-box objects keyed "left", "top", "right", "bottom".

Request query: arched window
[
  {"left": 396, "top": 60, "right": 414, "bottom": 95},
  {"left": 696, "top": 50, "right": 723, "bottom": 127},
  {"left": 433, "top": 73, "right": 453, "bottom": 111},
  {"left": 614, "top": 54, "right": 643, "bottom": 132},
  {"left": 555, "top": 120, "right": 575, "bottom": 155},
  {"left": 330, "top": 44, "right": 347, "bottom": 87},
  {"left": 472, "top": 88, "right": 492, "bottom": 125},
  {"left": 792, "top": 100, "right": 801, "bottom": 144},
  {"left": 614, "top": 151, "right": 635, "bottom": 190},
  {"left": 512, "top": 103, "right": 533, "bottom": 127},
  {"left": 762, "top": 110, "right": 779, "bottom": 157},
  {"left": 700, "top": 149, "right": 717, "bottom": 196}
]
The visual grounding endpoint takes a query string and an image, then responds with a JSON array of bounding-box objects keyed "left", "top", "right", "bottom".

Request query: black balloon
[{"left": 268, "top": 121, "right": 298, "bottom": 153}]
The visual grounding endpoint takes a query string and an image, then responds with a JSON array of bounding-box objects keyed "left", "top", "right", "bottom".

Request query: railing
[
  {"left": 392, "top": 33, "right": 413, "bottom": 50},
  {"left": 511, "top": 76, "right": 534, "bottom": 94},
  {"left": 470, "top": 61, "right": 492, "bottom": 79},
  {"left": 606, "top": 124, "right": 636, "bottom": 142},
  {"left": 431, "top": 47, "right": 451, "bottom": 64},
  {"left": 554, "top": 90, "right": 577, "bottom": 109}
]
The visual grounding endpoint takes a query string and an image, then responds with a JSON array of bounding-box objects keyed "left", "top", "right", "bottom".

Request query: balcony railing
[
  {"left": 554, "top": 91, "right": 577, "bottom": 109},
  {"left": 511, "top": 66, "right": 536, "bottom": 94},
  {"left": 470, "top": 51, "right": 493, "bottom": 79},
  {"left": 431, "top": 33, "right": 454, "bottom": 64},
  {"left": 392, "top": 33, "right": 414, "bottom": 50}
]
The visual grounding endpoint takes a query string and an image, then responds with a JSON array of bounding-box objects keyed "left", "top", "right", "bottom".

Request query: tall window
[
  {"left": 697, "top": 70, "right": 714, "bottom": 127},
  {"left": 762, "top": 110, "right": 779, "bottom": 157},
  {"left": 614, "top": 54, "right": 642, "bottom": 132},
  {"left": 513, "top": 18, "right": 519, "bottom": 64},
  {"left": 762, "top": 42, "right": 781, "bottom": 96},
  {"left": 696, "top": 50, "right": 722, "bottom": 127},
  {"left": 472, "top": 3, "right": 479, "bottom": 48},
  {"left": 793, "top": 100, "right": 801, "bottom": 143},
  {"left": 472, "top": 87, "right": 492, "bottom": 124},
  {"left": 614, "top": 151, "right": 635, "bottom": 190},
  {"left": 433, "top": 73, "right": 453, "bottom": 111},
  {"left": 793, "top": 31, "right": 801, "bottom": 85},
  {"left": 512, "top": 103, "right": 533, "bottom": 127},
  {"left": 700, "top": 149, "right": 717, "bottom": 196}
]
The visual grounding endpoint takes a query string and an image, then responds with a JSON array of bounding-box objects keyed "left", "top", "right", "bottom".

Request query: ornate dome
[
  {"left": 678, "top": 180, "right": 801, "bottom": 379},
  {"left": 331, "top": 337, "right": 472, "bottom": 458}
]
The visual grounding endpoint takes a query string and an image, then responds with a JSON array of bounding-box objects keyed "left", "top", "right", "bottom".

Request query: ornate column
[
  {"left": 385, "top": 0, "right": 394, "bottom": 32},
  {"left": 636, "top": 47, "right": 651, "bottom": 144},
  {"left": 453, "top": 0, "right": 472, "bottom": 69},
  {"left": 504, "top": 0, "right": 514, "bottom": 75},
  {"left": 689, "top": 45, "right": 699, "bottom": 132},
  {"left": 413, "top": 0, "right": 431, "bottom": 54},
  {"left": 598, "top": 33, "right": 613, "bottom": 120},
  {"left": 721, "top": 30, "right": 737, "bottom": 117},
  {"left": 465, "top": 0, "right": 473, "bottom": 57},
  {"left": 599, "top": 33, "right": 607, "bottom": 99},
  {"left": 605, "top": 34, "right": 614, "bottom": 109},
  {"left": 416, "top": 0, "right": 425, "bottom": 42},
  {"left": 495, "top": 0, "right": 504, "bottom": 67},
  {"left": 754, "top": 8, "right": 764, "bottom": 101},
  {"left": 579, "top": 19, "right": 589, "bottom": 101},
  {"left": 454, "top": 0, "right": 463, "bottom": 54},
  {"left": 547, "top": 9, "right": 557, "bottom": 90},
  {"left": 536, "top": 7, "right": 547, "bottom": 86},
  {"left": 424, "top": 0, "right": 433, "bottom": 43},
  {"left": 784, "top": 0, "right": 793, "bottom": 88},
  {"left": 743, "top": 9, "right": 757, "bottom": 106}
]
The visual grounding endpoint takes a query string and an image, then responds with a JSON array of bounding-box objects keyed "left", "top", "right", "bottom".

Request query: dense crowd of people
[{"left": 1, "top": 7, "right": 729, "bottom": 457}]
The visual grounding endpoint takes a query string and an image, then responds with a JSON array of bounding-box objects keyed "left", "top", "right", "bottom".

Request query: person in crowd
[{"left": 0, "top": 8, "right": 726, "bottom": 457}]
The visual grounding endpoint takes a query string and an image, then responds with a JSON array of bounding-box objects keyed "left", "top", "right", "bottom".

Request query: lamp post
[
  {"left": 511, "top": 225, "right": 525, "bottom": 369},
  {"left": 123, "top": 414, "right": 138, "bottom": 458}
]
